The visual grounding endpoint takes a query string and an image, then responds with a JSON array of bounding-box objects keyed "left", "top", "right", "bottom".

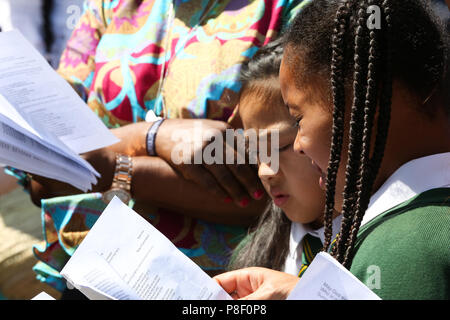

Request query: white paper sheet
[
  {"left": 0, "top": 139, "right": 90, "bottom": 191},
  {"left": 63, "top": 251, "right": 140, "bottom": 300},
  {"left": 0, "top": 93, "right": 99, "bottom": 180},
  {"left": 31, "top": 292, "right": 56, "bottom": 300},
  {"left": 0, "top": 120, "right": 95, "bottom": 190},
  {"left": 61, "top": 197, "right": 232, "bottom": 300},
  {"left": 287, "top": 252, "right": 381, "bottom": 300},
  {"left": 0, "top": 30, "right": 119, "bottom": 154}
]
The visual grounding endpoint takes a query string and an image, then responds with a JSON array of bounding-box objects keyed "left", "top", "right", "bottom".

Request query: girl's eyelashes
[
  {"left": 278, "top": 143, "right": 293, "bottom": 152},
  {"left": 293, "top": 116, "right": 302, "bottom": 128}
]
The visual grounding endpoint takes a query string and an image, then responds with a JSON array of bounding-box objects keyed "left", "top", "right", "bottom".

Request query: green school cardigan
[
  {"left": 230, "top": 188, "right": 450, "bottom": 300},
  {"left": 351, "top": 188, "right": 450, "bottom": 300}
]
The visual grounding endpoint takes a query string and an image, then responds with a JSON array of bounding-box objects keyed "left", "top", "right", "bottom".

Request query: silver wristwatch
[{"left": 102, "top": 154, "right": 133, "bottom": 204}]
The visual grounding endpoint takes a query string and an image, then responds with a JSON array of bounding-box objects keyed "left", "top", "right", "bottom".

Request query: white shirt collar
[
  {"left": 284, "top": 152, "right": 450, "bottom": 275},
  {"left": 284, "top": 215, "right": 342, "bottom": 275},
  {"left": 361, "top": 152, "right": 450, "bottom": 226},
  {"left": 288, "top": 215, "right": 343, "bottom": 250}
]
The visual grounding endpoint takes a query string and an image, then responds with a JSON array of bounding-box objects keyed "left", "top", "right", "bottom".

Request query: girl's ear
[{"left": 228, "top": 104, "right": 244, "bottom": 129}]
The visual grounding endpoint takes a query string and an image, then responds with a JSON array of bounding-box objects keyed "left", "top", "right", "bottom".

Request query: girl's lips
[
  {"left": 274, "top": 195, "right": 290, "bottom": 207},
  {"left": 319, "top": 175, "right": 326, "bottom": 190},
  {"left": 312, "top": 161, "right": 327, "bottom": 190},
  {"left": 270, "top": 190, "right": 290, "bottom": 207},
  {"left": 311, "top": 160, "right": 323, "bottom": 175}
]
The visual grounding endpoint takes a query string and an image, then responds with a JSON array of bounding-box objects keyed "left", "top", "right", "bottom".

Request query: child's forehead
[{"left": 239, "top": 89, "right": 294, "bottom": 130}]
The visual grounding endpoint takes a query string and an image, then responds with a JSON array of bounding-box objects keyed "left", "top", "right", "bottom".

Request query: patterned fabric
[
  {"left": 58, "top": 0, "right": 308, "bottom": 126},
  {"left": 30, "top": 0, "right": 309, "bottom": 291}
]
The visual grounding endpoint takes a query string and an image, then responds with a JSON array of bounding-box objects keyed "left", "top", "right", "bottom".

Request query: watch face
[{"left": 102, "top": 188, "right": 131, "bottom": 204}]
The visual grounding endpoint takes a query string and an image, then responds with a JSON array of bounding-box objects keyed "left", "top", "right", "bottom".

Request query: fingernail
[
  {"left": 239, "top": 197, "right": 250, "bottom": 207},
  {"left": 253, "top": 189, "right": 265, "bottom": 200},
  {"left": 224, "top": 197, "right": 233, "bottom": 204}
]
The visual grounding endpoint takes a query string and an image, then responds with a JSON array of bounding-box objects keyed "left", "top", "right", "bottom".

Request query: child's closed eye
[
  {"left": 278, "top": 143, "right": 293, "bottom": 152},
  {"left": 293, "top": 116, "right": 302, "bottom": 128}
]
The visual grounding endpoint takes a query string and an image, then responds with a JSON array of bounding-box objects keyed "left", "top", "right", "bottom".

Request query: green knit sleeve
[{"left": 350, "top": 202, "right": 450, "bottom": 300}]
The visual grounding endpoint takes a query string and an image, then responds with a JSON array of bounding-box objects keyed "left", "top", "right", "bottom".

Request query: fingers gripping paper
[
  {"left": 60, "top": 197, "right": 232, "bottom": 300},
  {"left": 0, "top": 30, "right": 119, "bottom": 191}
]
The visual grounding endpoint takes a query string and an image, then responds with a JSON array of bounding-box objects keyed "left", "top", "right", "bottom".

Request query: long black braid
[
  {"left": 322, "top": 1, "right": 351, "bottom": 253},
  {"left": 342, "top": 0, "right": 392, "bottom": 267},
  {"left": 285, "top": 0, "right": 448, "bottom": 269},
  {"left": 333, "top": 0, "right": 371, "bottom": 263}
]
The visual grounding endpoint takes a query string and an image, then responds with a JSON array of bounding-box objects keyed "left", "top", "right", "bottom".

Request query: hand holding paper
[
  {"left": 61, "top": 196, "right": 380, "bottom": 300},
  {"left": 61, "top": 197, "right": 232, "bottom": 300},
  {"left": 0, "top": 30, "right": 119, "bottom": 191},
  {"left": 214, "top": 253, "right": 381, "bottom": 300},
  {"left": 214, "top": 268, "right": 300, "bottom": 300}
]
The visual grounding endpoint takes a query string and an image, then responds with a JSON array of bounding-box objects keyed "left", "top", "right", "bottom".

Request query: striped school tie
[{"left": 297, "top": 233, "right": 324, "bottom": 278}]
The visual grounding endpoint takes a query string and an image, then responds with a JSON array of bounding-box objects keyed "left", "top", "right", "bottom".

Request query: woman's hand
[
  {"left": 214, "top": 267, "right": 299, "bottom": 300},
  {"left": 28, "top": 148, "right": 116, "bottom": 206},
  {"left": 155, "top": 119, "right": 265, "bottom": 207}
]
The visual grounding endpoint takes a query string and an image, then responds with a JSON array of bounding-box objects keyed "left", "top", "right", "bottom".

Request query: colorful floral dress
[{"left": 29, "top": 0, "right": 309, "bottom": 291}]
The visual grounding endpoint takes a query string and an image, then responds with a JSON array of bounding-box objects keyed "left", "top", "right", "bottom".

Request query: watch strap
[{"left": 112, "top": 154, "right": 132, "bottom": 191}]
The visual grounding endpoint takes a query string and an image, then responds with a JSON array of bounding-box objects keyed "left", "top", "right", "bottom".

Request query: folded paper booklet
[
  {"left": 60, "top": 197, "right": 232, "bottom": 300},
  {"left": 62, "top": 197, "right": 380, "bottom": 301},
  {"left": 0, "top": 30, "right": 119, "bottom": 191},
  {"left": 287, "top": 252, "right": 381, "bottom": 300}
]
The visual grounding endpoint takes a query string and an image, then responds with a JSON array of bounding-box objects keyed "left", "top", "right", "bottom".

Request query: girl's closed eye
[
  {"left": 278, "top": 143, "right": 293, "bottom": 152},
  {"left": 293, "top": 117, "right": 302, "bottom": 128}
]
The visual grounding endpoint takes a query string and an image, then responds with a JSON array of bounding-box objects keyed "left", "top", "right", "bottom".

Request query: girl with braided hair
[{"left": 215, "top": 0, "right": 450, "bottom": 300}]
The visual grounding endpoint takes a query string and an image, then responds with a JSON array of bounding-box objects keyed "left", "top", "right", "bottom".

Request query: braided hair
[
  {"left": 229, "top": 39, "right": 292, "bottom": 271},
  {"left": 285, "top": 0, "right": 449, "bottom": 268}
]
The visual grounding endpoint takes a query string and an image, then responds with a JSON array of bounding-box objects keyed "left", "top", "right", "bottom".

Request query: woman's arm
[
  {"left": 107, "top": 121, "right": 153, "bottom": 156},
  {"left": 131, "top": 156, "right": 267, "bottom": 226},
  {"left": 106, "top": 119, "right": 267, "bottom": 207},
  {"left": 29, "top": 150, "right": 267, "bottom": 226},
  {"left": 29, "top": 118, "right": 267, "bottom": 224}
]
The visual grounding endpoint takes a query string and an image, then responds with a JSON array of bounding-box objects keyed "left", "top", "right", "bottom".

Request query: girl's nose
[
  {"left": 258, "top": 161, "right": 279, "bottom": 182},
  {"left": 293, "top": 134, "right": 305, "bottom": 155}
]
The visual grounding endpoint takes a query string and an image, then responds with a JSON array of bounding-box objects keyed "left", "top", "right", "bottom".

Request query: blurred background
[
  {"left": 0, "top": 0, "right": 448, "bottom": 300},
  {"left": 0, "top": 0, "right": 83, "bottom": 300},
  {"left": 0, "top": 0, "right": 84, "bottom": 67}
]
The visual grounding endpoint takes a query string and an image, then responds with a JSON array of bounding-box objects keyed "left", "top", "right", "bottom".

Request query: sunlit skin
[
  {"left": 279, "top": 45, "right": 450, "bottom": 212},
  {"left": 215, "top": 44, "right": 450, "bottom": 300},
  {"left": 239, "top": 78, "right": 326, "bottom": 226}
]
